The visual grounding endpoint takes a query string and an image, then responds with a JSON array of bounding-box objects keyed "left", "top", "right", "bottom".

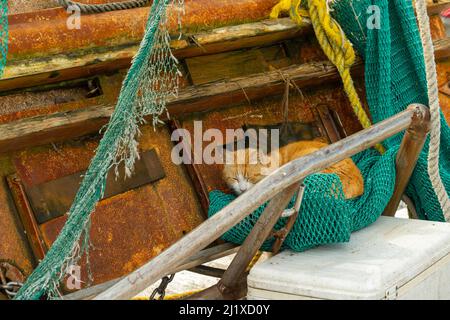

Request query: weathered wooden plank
[
  {"left": 1, "top": 37, "right": 448, "bottom": 154},
  {"left": 0, "top": 60, "right": 343, "bottom": 154},
  {"left": 62, "top": 243, "right": 239, "bottom": 300},
  {"left": 186, "top": 46, "right": 288, "bottom": 85},
  {"left": 4, "top": 0, "right": 446, "bottom": 92},
  {"left": 1, "top": 18, "right": 307, "bottom": 92},
  {"left": 383, "top": 107, "right": 431, "bottom": 216},
  {"left": 428, "top": 1, "right": 450, "bottom": 15},
  {"left": 0, "top": 104, "right": 113, "bottom": 154},
  {"left": 219, "top": 183, "right": 299, "bottom": 298},
  {"left": 94, "top": 105, "right": 428, "bottom": 300}
]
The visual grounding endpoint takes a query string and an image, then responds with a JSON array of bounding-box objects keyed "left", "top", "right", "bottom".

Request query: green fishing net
[
  {"left": 209, "top": 0, "right": 450, "bottom": 251},
  {"left": 15, "top": 0, "right": 184, "bottom": 300},
  {"left": 0, "top": 0, "right": 7, "bottom": 77},
  {"left": 333, "top": 0, "right": 450, "bottom": 222}
]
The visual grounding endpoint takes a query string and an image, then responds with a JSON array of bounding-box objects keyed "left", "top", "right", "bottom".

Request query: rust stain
[
  {"left": 437, "top": 60, "right": 450, "bottom": 123},
  {"left": 13, "top": 138, "right": 98, "bottom": 187},
  {"left": 14, "top": 125, "right": 205, "bottom": 287},
  {"left": 0, "top": 0, "right": 447, "bottom": 290},
  {"left": 0, "top": 71, "right": 124, "bottom": 125},
  {"left": 430, "top": 15, "right": 447, "bottom": 40},
  {"left": 7, "top": 0, "right": 279, "bottom": 61},
  {"left": 0, "top": 180, "right": 35, "bottom": 277}
]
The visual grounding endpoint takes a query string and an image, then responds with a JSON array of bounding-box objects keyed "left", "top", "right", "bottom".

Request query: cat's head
[{"left": 222, "top": 147, "right": 278, "bottom": 195}]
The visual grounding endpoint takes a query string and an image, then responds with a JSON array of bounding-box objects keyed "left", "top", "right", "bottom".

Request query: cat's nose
[{"left": 239, "top": 182, "right": 248, "bottom": 192}]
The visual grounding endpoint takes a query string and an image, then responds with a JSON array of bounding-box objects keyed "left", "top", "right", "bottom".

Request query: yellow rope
[
  {"left": 133, "top": 289, "right": 203, "bottom": 300},
  {"left": 270, "top": 0, "right": 308, "bottom": 24},
  {"left": 271, "top": 0, "right": 385, "bottom": 154},
  {"left": 246, "top": 251, "right": 263, "bottom": 272}
]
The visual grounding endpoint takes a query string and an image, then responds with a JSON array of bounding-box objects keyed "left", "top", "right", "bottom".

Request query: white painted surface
[{"left": 248, "top": 216, "right": 450, "bottom": 300}]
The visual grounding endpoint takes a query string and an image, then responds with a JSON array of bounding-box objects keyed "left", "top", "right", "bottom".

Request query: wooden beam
[
  {"left": 94, "top": 105, "right": 429, "bottom": 300},
  {"left": 2, "top": 0, "right": 445, "bottom": 92},
  {"left": 383, "top": 106, "right": 431, "bottom": 216},
  {"left": 189, "top": 184, "right": 299, "bottom": 300},
  {"left": 0, "top": 104, "right": 113, "bottom": 154},
  {"left": 434, "top": 37, "right": 450, "bottom": 60},
  {"left": 427, "top": 0, "right": 450, "bottom": 15},
  {"left": 1, "top": 18, "right": 307, "bottom": 92},
  {"left": 63, "top": 243, "right": 239, "bottom": 300},
  {"left": 1, "top": 37, "right": 448, "bottom": 154},
  {"left": 0, "top": 59, "right": 346, "bottom": 154}
]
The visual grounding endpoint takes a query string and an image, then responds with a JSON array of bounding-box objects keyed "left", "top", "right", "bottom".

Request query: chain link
[
  {"left": 0, "top": 282, "right": 23, "bottom": 298},
  {"left": 0, "top": 266, "right": 23, "bottom": 299},
  {"left": 150, "top": 274, "right": 175, "bottom": 300}
]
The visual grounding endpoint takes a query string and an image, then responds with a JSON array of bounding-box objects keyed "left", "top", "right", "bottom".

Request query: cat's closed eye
[
  {"left": 222, "top": 141, "right": 364, "bottom": 199},
  {"left": 222, "top": 148, "right": 271, "bottom": 196}
]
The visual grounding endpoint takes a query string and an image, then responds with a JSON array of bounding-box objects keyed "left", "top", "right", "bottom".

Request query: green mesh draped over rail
[
  {"left": 15, "top": 0, "right": 184, "bottom": 300},
  {"left": 209, "top": 0, "right": 450, "bottom": 251},
  {"left": 210, "top": 149, "right": 398, "bottom": 251},
  {"left": 333, "top": 0, "right": 450, "bottom": 222},
  {"left": 0, "top": 0, "right": 8, "bottom": 77}
]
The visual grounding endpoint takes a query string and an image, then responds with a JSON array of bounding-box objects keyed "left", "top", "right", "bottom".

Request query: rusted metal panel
[
  {"left": 6, "top": 175, "right": 47, "bottom": 262},
  {"left": 438, "top": 60, "right": 450, "bottom": 123},
  {"left": 0, "top": 177, "right": 36, "bottom": 276},
  {"left": 23, "top": 149, "right": 165, "bottom": 224},
  {"left": 0, "top": 74, "right": 124, "bottom": 134},
  {"left": 11, "top": 125, "right": 204, "bottom": 287},
  {"left": 0, "top": 0, "right": 447, "bottom": 294},
  {"left": 0, "top": 76, "right": 114, "bottom": 124}
]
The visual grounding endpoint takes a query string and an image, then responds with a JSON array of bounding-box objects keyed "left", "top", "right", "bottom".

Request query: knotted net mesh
[
  {"left": 0, "top": 0, "right": 7, "bottom": 77},
  {"left": 15, "top": 0, "right": 184, "bottom": 300},
  {"left": 209, "top": 0, "right": 450, "bottom": 251}
]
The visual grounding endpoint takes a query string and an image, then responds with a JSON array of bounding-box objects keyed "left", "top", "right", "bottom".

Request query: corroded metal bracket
[
  {"left": 6, "top": 176, "right": 47, "bottom": 262},
  {"left": 23, "top": 149, "right": 165, "bottom": 224}
]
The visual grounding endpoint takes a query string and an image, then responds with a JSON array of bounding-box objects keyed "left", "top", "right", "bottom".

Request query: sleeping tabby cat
[{"left": 222, "top": 140, "right": 364, "bottom": 199}]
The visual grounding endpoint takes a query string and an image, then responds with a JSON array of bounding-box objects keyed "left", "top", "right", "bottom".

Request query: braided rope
[
  {"left": 414, "top": 0, "right": 450, "bottom": 220},
  {"left": 58, "top": 0, "right": 150, "bottom": 14},
  {"left": 270, "top": 0, "right": 385, "bottom": 154},
  {"left": 270, "top": 0, "right": 308, "bottom": 24}
]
